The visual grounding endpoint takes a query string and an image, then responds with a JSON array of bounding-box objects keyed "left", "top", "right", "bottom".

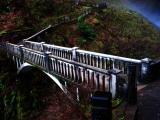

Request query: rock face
[{"left": 125, "top": 0, "right": 160, "bottom": 28}]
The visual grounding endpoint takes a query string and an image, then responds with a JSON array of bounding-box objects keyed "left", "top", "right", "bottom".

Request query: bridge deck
[{"left": 138, "top": 80, "right": 160, "bottom": 120}]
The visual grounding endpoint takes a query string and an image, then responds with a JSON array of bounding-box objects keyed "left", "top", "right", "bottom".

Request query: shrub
[{"left": 77, "top": 15, "right": 96, "bottom": 41}]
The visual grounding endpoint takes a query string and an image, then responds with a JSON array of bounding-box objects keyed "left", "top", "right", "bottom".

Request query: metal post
[
  {"left": 127, "top": 64, "right": 137, "bottom": 105},
  {"left": 44, "top": 51, "right": 51, "bottom": 72}
]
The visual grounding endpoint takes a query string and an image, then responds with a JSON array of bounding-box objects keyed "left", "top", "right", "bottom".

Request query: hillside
[
  {"left": 39, "top": 0, "right": 160, "bottom": 59},
  {"left": 1, "top": 0, "right": 160, "bottom": 120}
]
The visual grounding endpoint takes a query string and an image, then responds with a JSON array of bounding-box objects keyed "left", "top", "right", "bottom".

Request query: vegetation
[
  {"left": 1, "top": 0, "right": 160, "bottom": 119},
  {"left": 77, "top": 16, "right": 96, "bottom": 45},
  {"left": 0, "top": 52, "right": 17, "bottom": 120}
]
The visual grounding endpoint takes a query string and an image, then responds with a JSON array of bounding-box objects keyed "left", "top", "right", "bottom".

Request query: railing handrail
[
  {"left": 22, "top": 46, "right": 44, "bottom": 55},
  {"left": 23, "top": 40, "right": 142, "bottom": 64},
  {"left": 49, "top": 54, "right": 111, "bottom": 75},
  {"left": 25, "top": 40, "right": 42, "bottom": 45},
  {"left": 77, "top": 49, "right": 142, "bottom": 64},
  {"left": 6, "top": 43, "right": 120, "bottom": 75},
  {"left": 43, "top": 44, "right": 73, "bottom": 51}
]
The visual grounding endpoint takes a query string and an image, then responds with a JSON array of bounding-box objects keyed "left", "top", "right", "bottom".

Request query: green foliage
[
  {"left": 77, "top": 15, "right": 96, "bottom": 41},
  {"left": 4, "top": 91, "right": 17, "bottom": 120},
  {"left": 0, "top": 30, "right": 7, "bottom": 36},
  {"left": 112, "top": 98, "right": 123, "bottom": 108}
]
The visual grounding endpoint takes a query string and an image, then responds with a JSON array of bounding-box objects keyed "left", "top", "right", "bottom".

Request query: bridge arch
[
  {"left": 17, "top": 63, "right": 67, "bottom": 94},
  {"left": 16, "top": 63, "right": 76, "bottom": 119}
]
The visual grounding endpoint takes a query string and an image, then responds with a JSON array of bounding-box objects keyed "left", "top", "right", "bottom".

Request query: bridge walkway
[{"left": 138, "top": 80, "right": 160, "bottom": 120}]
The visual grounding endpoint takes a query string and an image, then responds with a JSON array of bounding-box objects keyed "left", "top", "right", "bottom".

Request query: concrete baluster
[
  {"left": 91, "top": 71, "right": 95, "bottom": 88},
  {"left": 112, "top": 59, "right": 115, "bottom": 69},
  {"left": 82, "top": 68, "right": 85, "bottom": 83},
  {"left": 87, "top": 70, "right": 90, "bottom": 84},
  {"left": 52, "top": 59, "right": 55, "bottom": 72},
  {"left": 61, "top": 62, "right": 64, "bottom": 75},
  {"left": 71, "top": 65, "right": 74, "bottom": 80},
  {"left": 102, "top": 75, "right": 106, "bottom": 91},
  {"left": 76, "top": 87, "right": 80, "bottom": 102},
  {"left": 64, "top": 63, "right": 67, "bottom": 77},
  {"left": 96, "top": 73, "right": 100, "bottom": 90},
  {"left": 67, "top": 64, "right": 70, "bottom": 78}
]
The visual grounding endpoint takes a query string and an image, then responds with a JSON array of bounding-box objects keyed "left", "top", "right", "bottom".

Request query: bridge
[
  {"left": 1, "top": 25, "right": 159, "bottom": 119},
  {"left": 1, "top": 2, "right": 160, "bottom": 119},
  {"left": 0, "top": 34, "right": 152, "bottom": 98}
]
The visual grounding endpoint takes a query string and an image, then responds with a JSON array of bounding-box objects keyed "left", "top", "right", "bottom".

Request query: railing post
[
  {"left": 19, "top": 45, "right": 24, "bottom": 63},
  {"left": 72, "top": 47, "right": 79, "bottom": 61},
  {"left": 140, "top": 58, "right": 152, "bottom": 83},
  {"left": 5, "top": 41, "right": 9, "bottom": 56},
  {"left": 44, "top": 51, "right": 51, "bottom": 72},
  {"left": 41, "top": 42, "right": 45, "bottom": 52},
  {"left": 72, "top": 47, "right": 79, "bottom": 82},
  {"left": 127, "top": 64, "right": 137, "bottom": 105},
  {"left": 108, "top": 69, "right": 122, "bottom": 98}
]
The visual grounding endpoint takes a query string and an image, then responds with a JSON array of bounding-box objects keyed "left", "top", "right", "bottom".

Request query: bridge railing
[
  {"left": 5, "top": 42, "right": 122, "bottom": 94},
  {"left": 0, "top": 42, "right": 7, "bottom": 49},
  {"left": 24, "top": 41, "right": 43, "bottom": 52},
  {"left": 24, "top": 41, "right": 73, "bottom": 60},
  {"left": 43, "top": 44, "right": 73, "bottom": 60},
  {"left": 6, "top": 43, "right": 21, "bottom": 57},
  {"left": 76, "top": 49, "right": 142, "bottom": 74},
  {"left": 23, "top": 40, "right": 147, "bottom": 82}
]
